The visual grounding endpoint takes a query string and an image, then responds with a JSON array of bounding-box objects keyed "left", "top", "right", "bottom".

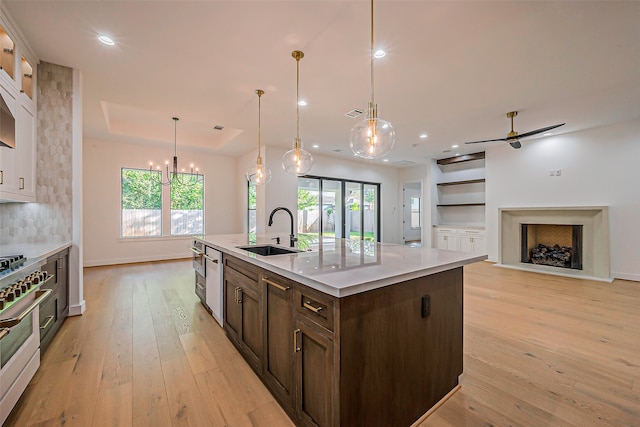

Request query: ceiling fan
[{"left": 464, "top": 111, "right": 565, "bottom": 149}]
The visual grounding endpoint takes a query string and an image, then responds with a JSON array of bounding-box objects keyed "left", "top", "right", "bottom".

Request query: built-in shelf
[
  {"left": 437, "top": 178, "right": 486, "bottom": 186},
  {"left": 436, "top": 152, "right": 485, "bottom": 165},
  {"left": 437, "top": 203, "right": 486, "bottom": 207}
]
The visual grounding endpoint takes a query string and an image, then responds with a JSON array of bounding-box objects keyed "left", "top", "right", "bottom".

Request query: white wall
[
  {"left": 83, "top": 138, "right": 241, "bottom": 266},
  {"left": 486, "top": 118, "right": 640, "bottom": 281}
]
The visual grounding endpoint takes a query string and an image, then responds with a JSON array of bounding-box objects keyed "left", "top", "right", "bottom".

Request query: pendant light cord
[
  {"left": 296, "top": 55, "right": 300, "bottom": 141},
  {"left": 258, "top": 91, "right": 262, "bottom": 156},
  {"left": 370, "top": 0, "right": 375, "bottom": 106}
]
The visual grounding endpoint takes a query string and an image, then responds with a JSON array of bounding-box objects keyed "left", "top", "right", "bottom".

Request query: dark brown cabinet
[
  {"left": 39, "top": 247, "right": 69, "bottom": 354},
  {"left": 223, "top": 255, "right": 263, "bottom": 371},
  {"left": 262, "top": 273, "right": 295, "bottom": 409},
  {"left": 221, "top": 254, "right": 463, "bottom": 427}
]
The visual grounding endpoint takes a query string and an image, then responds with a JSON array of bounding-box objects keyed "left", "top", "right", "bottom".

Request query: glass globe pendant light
[
  {"left": 246, "top": 89, "right": 272, "bottom": 185},
  {"left": 350, "top": 0, "right": 395, "bottom": 159},
  {"left": 282, "top": 50, "right": 313, "bottom": 175}
]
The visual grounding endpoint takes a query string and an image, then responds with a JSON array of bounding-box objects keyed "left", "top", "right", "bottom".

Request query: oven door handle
[
  {"left": 190, "top": 247, "right": 204, "bottom": 256},
  {"left": 0, "top": 328, "right": 9, "bottom": 341},
  {"left": 0, "top": 289, "right": 52, "bottom": 329}
]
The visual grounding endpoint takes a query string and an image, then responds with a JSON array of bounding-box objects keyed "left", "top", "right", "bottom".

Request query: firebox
[{"left": 520, "top": 224, "right": 583, "bottom": 270}]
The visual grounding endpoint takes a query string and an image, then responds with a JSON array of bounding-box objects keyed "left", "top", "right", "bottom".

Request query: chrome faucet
[{"left": 268, "top": 207, "right": 297, "bottom": 248}]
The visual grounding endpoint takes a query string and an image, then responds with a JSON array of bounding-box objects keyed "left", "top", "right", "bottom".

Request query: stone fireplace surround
[{"left": 498, "top": 206, "right": 611, "bottom": 282}]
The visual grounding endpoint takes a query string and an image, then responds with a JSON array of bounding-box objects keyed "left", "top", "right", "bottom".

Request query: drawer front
[
  {"left": 435, "top": 227, "right": 457, "bottom": 234},
  {"left": 224, "top": 255, "right": 261, "bottom": 282},
  {"left": 39, "top": 292, "right": 58, "bottom": 341},
  {"left": 224, "top": 266, "right": 260, "bottom": 296},
  {"left": 461, "top": 229, "right": 483, "bottom": 235},
  {"left": 294, "top": 285, "right": 335, "bottom": 333}
]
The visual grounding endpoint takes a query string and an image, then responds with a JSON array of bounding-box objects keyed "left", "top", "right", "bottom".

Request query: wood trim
[{"left": 436, "top": 151, "right": 485, "bottom": 165}]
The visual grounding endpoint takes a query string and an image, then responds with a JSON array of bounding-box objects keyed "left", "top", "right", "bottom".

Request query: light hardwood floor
[{"left": 5, "top": 260, "right": 640, "bottom": 426}]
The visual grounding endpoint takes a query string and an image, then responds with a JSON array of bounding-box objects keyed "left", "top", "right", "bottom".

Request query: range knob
[
  {"left": 12, "top": 286, "right": 21, "bottom": 298},
  {"left": 6, "top": 290, "right": 16, "bottom": 302},
  {"left": 0, "top": 297, "right": 5, "bottom": 310}
]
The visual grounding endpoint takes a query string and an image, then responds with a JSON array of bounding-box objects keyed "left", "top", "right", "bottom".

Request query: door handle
[
  {"left": 293, "top": 328, "right": 301, "bottom": 353},
  {"left": 40, "top": 315, "right": 55, "bottom": 330},
  {"left": 203, "top": 253, "right": 219, "bottom": 263},
  {"left": 303, "top": 301, "right": 322, "bottom": 313},
  {"left": 0, "top": 289, "right": 52, "bottom": 328},
  {"left": 263, "top": 278, "right": 290, "bottom": 292}
]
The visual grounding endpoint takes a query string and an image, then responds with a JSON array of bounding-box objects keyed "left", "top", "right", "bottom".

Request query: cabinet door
[
  {"left": 223, "top": 266, "right": 263, "bottom": 370},
  {"left": 458, "top": 236, "right": 474, "bottom": 252},
  {"left": 472, "top": 236, "right": 486, "bottom": 254},
  {"left": 56, "top": 250, "right": 69, "bottom": 318},
  {"left": 16, "top": 102, "right": 35, "bottom": 199},
  {"left": 294, "top": 319, "right": 334, "bottom": 427},
  {"left": 434, "top": 234, "right": 449, "bottom": 250},
  {"left": 263, "top": 274, "right": 294, "bottom": 406},
  {"left": 0, "top": 81, "right": 17, "bottom": 198}
]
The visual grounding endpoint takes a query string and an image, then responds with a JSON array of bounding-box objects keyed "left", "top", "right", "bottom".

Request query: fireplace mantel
[{"left": 497, "top": 206, "right": 611, "bottom": 282}]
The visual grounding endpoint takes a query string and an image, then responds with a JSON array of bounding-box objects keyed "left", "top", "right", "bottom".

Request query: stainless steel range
[{"left": 0, "top": 256, "right": 52, "bottom": 424}]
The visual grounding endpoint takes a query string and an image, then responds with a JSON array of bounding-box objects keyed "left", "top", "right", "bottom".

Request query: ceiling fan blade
[
  {"left": 509, "top": 140, "right": 522, "bottom": 149},
  {"left": 464, "top": 137, "right": 508, "bottom": 145},
  {"left": 515, "top": 123, "right": 565, "bottom": 140}
]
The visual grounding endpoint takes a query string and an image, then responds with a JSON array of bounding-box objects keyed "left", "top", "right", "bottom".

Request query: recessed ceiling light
[
  {"left": 298, "top": 100, "right": 308, "bottom": 106},
  {"left": 312, "top": 144, "right": 319, "bottom": 149},
  {"left": 374, "top": 50, "right": 386, "bottom": 58},
  {"left": 383, "top": 159, "right": 389, "bottom": 162},
  {"left": 98, "top": 35, "right": 115, "bottom": 46},
  {"left": 455, "top": 152, "right": 460, "bottom": 156},
  {"left": 420, "top": 133, "right": 428, "bottom": 139},
  {"left": 451, "top": 144, "right": 459, "bottom": 148},
  {"left": 543, "top": 133, "right": 552, "bottom": 136}
]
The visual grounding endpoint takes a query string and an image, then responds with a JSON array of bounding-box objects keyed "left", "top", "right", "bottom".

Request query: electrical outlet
[
  {"left": 549, "top": 169, "right": 556, "bottom": 176},
  {"left": 421, "top": 295, "right": 431, "bottom": 318},
  {"left": 556, "top": 169, "right": 562, "bottom": 176}
]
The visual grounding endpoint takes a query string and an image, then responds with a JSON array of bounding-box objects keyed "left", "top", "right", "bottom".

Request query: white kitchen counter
[{"left": 196, "top": 234, "right": 486, "bottom": 297}]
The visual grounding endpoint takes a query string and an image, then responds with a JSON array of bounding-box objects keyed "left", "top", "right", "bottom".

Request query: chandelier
[{"left": 149, "top": 117, "right": 201, "bottom": 186}]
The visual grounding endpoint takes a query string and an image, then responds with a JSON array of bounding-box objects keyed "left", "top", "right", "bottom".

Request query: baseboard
[
  {"left": 612, "top": 271, "right": 640, "bottom": 282},
  {"left": 410, "top": 384, "right": 461, "bottom": 426},
  {"left": 68, "top": 300, "right": 86, "bottom": 316},
  {"left": 83, "top": 254, "right": 190, "bottom": 267}
]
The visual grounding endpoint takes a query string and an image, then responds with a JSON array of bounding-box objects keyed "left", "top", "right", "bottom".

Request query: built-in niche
[{"left": 520, "top": 224, "right": 582, "bottom": 270}]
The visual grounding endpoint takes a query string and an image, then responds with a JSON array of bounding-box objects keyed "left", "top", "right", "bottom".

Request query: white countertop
[{"left": 196, "top": 234, "right": 486, "bottom": 297}]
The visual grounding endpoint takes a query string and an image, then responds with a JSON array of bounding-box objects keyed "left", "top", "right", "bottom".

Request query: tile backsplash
[{"left": 0, "top": 61, "right": 73, "bottom": 245}]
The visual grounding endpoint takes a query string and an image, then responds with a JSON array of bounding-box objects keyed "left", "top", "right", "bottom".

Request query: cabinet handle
[
  {"left": 234, "top": 287, "right": 243, "bottom": 304},
  {"left": 303, "top": 301, "right": 322, "bottom": 313},
  {"left": 0, "top": 170, "right": 3, "bottom": 185},
  {"left": 234, "top": 287, "right": 239, "bottom": 303},
  {"left": 0, "top": 328, "right": 9, "bottom": 340},
  {"left": 19, "top": 177, "right": 25, "bottom": 190},
  {"left": 58, "top": 256, "right": 65, "bottom": 269},
  {"left": 203, "top": 253, "right": 219, "bottom": 263},
  {"left": 40, "top": 315, "right": 55, "bottom": 330},
  {"left": 0, "top": 289, "right": 52, "bottom": 328},
  {"left": 293, "top": 328, "right": 301, "bottom": 353},
  {"left": 190, "top": 247, "right": 204, "bottom": 256},
  {"left": 196, "top": 283, "right": 205, "bottom": 291},
  {"left": 263, "top": 278, "right": 290, "bottom": 292}
]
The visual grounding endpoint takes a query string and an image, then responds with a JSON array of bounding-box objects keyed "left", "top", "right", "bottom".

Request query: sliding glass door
[{"left": 298, "top": 177, "right": 379, "bottom": 242}]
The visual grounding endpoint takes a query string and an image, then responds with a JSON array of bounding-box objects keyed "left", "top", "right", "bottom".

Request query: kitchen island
[{"left": 196, "top": 234, "right": 486, "bottom": 427}]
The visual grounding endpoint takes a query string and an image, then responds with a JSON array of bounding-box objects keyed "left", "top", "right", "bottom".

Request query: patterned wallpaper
[{"left": 0, "top": 61, "right": 73, "bottom": 245}]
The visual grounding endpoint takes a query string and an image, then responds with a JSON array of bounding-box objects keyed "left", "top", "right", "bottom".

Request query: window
[
  {"left": 410, "top": 196, "right": 421, "bottom": 228},
  {"left": 121, "top": 168, "right": 204, "bottom": 238},
  {"left": 121, "top": 168, "right": 162, "bottom": 237},
  {"left": 298, "top": 176, "right": 380, "bottom": 242},
  {"left": 248, "top": 181, "right": 256, "bottom": 233},
  {"left": 170, "top": 174, "right": 204, "bottom": 236}
]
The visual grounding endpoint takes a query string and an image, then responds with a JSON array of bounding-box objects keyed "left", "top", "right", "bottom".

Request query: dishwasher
[{"left": 203, "top": 245, "right": 223, "bottom": 327}]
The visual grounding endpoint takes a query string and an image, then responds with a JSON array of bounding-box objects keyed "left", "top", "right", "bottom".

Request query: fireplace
[
  {"left": 520, "top": 224, "right": 582, "bottom": 270},
  {"left": 498, "top": 207, "right": 611, "bottom": 281}
]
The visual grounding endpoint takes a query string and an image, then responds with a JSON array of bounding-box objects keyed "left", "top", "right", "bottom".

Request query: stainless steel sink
[{"left": 237, "top": 245, "right": 301, "bottom": 256}]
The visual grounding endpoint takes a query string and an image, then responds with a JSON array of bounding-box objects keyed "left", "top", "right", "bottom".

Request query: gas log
[{"left": 530, "top": 244, "right": 572, "bottom": 268}]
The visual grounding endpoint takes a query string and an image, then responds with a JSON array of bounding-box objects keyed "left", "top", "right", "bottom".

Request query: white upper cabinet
[{"left": 0, "top": 18, "right": 37, "bottom": 202}]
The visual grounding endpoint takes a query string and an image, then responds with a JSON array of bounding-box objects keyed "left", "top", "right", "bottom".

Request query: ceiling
[{"left": 4, "top": 1, "right": 640, "bottom": 166}]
